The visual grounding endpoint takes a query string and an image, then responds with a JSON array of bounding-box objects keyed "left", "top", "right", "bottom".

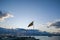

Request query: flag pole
[
  {"left": 33, "top": 21, "right": 34, "bottom": 30},
  {"left": 33, "top": 21, "right": 34, "bottom": 36}
]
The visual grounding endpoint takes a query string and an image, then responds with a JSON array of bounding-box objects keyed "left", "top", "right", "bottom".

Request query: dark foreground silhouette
[{"left": 0, "top": 35, "right": 39, "bottom": 40}]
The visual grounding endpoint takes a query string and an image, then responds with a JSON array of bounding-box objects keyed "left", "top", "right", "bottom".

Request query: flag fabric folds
[{"left": 28, "top": 21, "right": 33, "bottom": 27}]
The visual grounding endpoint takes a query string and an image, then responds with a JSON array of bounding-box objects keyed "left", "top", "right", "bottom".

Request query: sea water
[{"left": 34, "top": 36, "right": 60, "bottom": 40}]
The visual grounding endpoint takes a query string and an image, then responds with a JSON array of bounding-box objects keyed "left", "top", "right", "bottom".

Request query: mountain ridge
[{"left": 0, "top": 27, "right": 60, "bottom": 36}]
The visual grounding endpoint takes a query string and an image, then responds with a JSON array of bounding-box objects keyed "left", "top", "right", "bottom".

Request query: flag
[{"left": 28, "top": 21, "right": 33, "bottom": 27}]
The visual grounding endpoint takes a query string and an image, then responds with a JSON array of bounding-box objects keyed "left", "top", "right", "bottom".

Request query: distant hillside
[{"left": 0, "top": 27, "right": 60, "bottom": 36}]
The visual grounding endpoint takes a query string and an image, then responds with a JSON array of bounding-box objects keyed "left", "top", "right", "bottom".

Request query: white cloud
[
  {"left": 47, "top": 20, "right": 60, "bottom": 28},
  {"left": 0, "top": 11, "right": 14, "bottom": 21}
]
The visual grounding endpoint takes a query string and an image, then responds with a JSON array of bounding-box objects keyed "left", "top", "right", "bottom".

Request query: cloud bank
[
  {"left": 0, "top": 11, "right": 14, "bottom": 21},
  {"left": 38, "top": 19, "right": 60, "bottom": 34},
  {"left": 47, "top": 20, "right": 60, "bottom": 28}
]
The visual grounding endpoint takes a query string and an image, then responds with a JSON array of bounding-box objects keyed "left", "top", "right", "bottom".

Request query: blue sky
[{"left": 0, "top": 0, "right": 60, "bottom": 32}]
